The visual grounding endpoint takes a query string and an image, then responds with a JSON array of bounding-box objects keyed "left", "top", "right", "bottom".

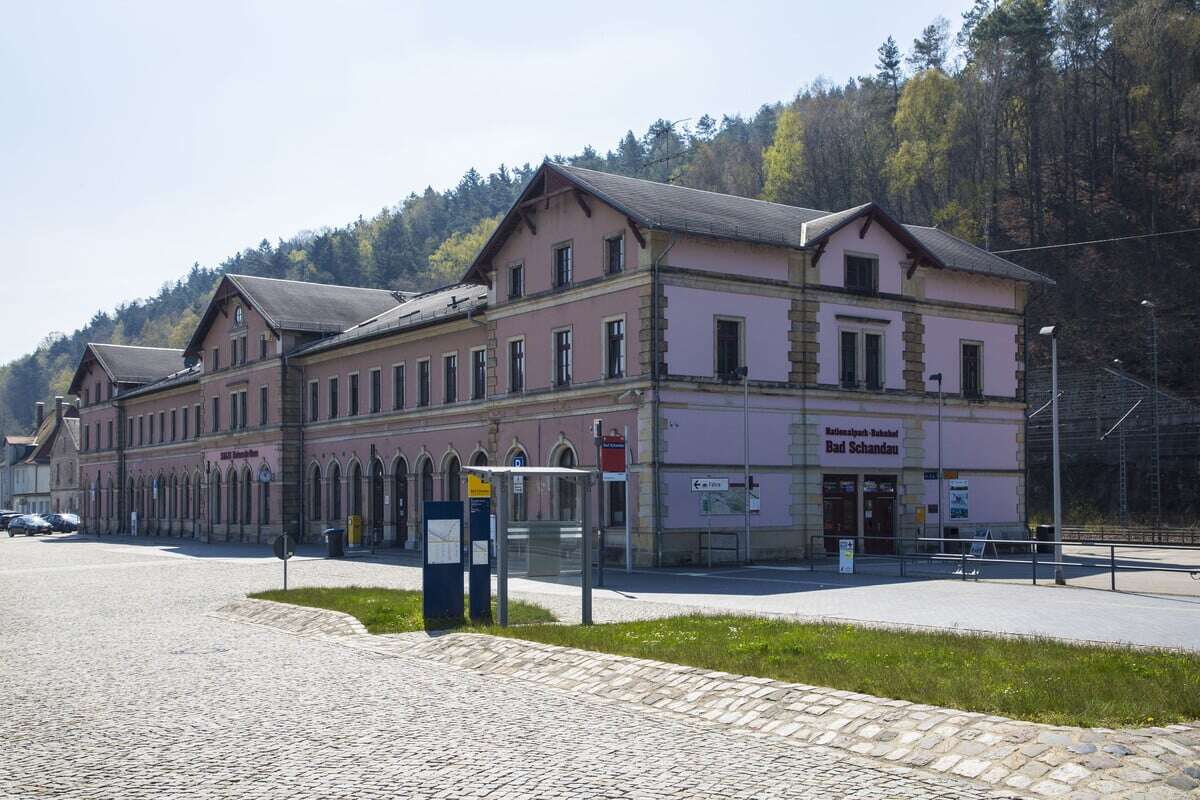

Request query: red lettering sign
[{"left": 600, "top": 435, "right": 626, "bottom": 473}]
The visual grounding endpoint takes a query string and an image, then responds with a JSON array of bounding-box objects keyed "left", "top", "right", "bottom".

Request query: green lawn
[
  {"left": 249, "top": 586, "right": 555, "bottom": 633},
  {"left": 494, "top": 614, "right": 1200, "bottom": 728},
  {"left": 251, "top": 588, "right": 1200, "bottom": 728}
]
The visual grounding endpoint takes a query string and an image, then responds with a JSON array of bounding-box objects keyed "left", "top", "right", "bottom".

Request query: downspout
[{"left": 650, "top": 231, "right": 677, "bottom": 568}]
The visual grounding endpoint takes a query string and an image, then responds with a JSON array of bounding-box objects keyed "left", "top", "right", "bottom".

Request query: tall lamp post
[
  {"left": 733, "top": 365, "right": 750, "bottom": 563},
  {"left": 1039, "top": 325, "right": 1065, "bottom": 585},
  {"left": 930, "top": 372, "right": 944, "bottom": 548}
]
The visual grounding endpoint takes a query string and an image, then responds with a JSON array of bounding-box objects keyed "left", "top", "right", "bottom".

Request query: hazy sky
[{"left": 0, "top": 1, "right": 955, "bottom": 365}]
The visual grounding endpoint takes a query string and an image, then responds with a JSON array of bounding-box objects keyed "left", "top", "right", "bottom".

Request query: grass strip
[
  {"left": 249, "top": 585, "right": 554, "bottom": 633},
  {"left": 494, "top": 614, "right": 1200, "bottom": 728}
]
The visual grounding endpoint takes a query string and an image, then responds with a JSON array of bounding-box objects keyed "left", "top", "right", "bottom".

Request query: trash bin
[
  {"left": 1035, "top": 524, "right": 1055, "bottom": 555},
  {"left": 325, "top": 527, "right": 345, "bottom": 558}
]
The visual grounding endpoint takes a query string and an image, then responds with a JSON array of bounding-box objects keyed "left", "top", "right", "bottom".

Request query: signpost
[
  {"left": 272, "top": 534, "right": 295, "bottom": 591},
  {"left": 467, "top": 475, "right": 491, "bottom": 623},
  {"left": 693, "top": 477, "right": 729, "bottom": 567},
  {"left": 691, "top": 477, "right": 729, "bottom": 492},
  {"left": 839, "top": 538, "right": 855, "bottom": 574},
  {"left": 423, "top": 501, "right": 464, "bottom": 623}
]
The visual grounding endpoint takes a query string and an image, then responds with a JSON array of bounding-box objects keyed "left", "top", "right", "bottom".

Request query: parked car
[
  {"left": 0, "top": 512, "right": 22, "bottom": 531},
  {"left": 8, "top": 514, "right": 52, "bottom": 536},
  {"left": 43, "top": 513, "right": 80, "bottom": 532}
]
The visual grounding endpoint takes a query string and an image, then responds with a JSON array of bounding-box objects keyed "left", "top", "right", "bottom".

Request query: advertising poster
[{"left": 948, "top": 479, "right": 969, "bottom": 520}]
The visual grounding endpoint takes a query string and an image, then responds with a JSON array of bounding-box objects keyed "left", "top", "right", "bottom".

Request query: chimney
[
  {"left": 54, "top": 396, "right": 64, "bottom": 420},
  {"left": 35, "top": 401, "right": 44, "bottom": 428}
]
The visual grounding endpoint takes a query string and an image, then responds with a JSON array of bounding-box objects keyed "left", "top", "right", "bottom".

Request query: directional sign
[
  {"left": 690, "top": 478, "right": 729, "bottom": 492},
  {"left": 273, "top": 534, "right": 295, "bottom": 561}
]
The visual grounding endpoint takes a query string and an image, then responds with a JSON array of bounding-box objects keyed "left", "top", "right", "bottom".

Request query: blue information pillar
[
  {"left": 468, "top": 495, "right": 491, "bottom": 622},
  {"left": 423, "top": 501, "right": 464, "bottom": 623}
]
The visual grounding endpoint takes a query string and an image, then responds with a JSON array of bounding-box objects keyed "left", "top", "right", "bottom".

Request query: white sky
[{"left": 0, "top": 0, "right": 955, "bottom": 365}]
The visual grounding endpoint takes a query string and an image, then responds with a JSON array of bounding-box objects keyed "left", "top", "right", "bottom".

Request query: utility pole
[
  {"left": 1141, "top": 300, "right": 1162, "bottom": 533},
  {"left": 1040, "top": 326, "right": 1065, "bottom": 585},
  {"left": 1113, "top": 359, "right": 1129, "bottom": 527},
  {"left": 736, "top": 366, "right": 750, "bottom": 563}
]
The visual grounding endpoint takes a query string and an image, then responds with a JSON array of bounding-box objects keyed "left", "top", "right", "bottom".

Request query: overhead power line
[{"left": 991, "top": 226, "right": 1200, "bottom": 254}]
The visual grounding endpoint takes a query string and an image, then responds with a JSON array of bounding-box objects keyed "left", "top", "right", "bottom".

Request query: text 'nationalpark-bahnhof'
[{"left": 69, "top": 163, "right": 1052, "bottom": 564}]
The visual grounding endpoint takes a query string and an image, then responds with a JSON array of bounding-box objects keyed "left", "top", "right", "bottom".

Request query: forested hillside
[{"left": 3, "top": 0, "right": 1198, "bottom": 438}]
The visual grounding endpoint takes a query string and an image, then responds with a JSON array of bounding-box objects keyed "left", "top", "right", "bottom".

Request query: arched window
[
  {"left": 182, "top": 475, "right": 190, "bottom": 519},
  {"left": 351, "top": 462, "right": 363, "bottom": 518},
  {"left": 445, "top": 455, "right": 461, "bottom": 502},
  {"left": 228, "top": 470, "right": 239, "bottom": 525},
  {"left": 420, "top": 458, "right": 434, "bottom": 509},
  {"left": 260, "top": 477, "right": 270, "bottom": 525},
  {"left": 330, "top": 463, "right": 342, "bottom": 522},
  {"left": 212, "top": 472, "right": 222, "bottom": 524},
  {"left": 556, "top": 448, "right": 577, "bottom": 521},
  {"left": 471, "top": 451, "right": 489, "bottom": 467},
  {"left": 243, "top": 468, "right": 253, "bottom": 525},
  {"left": 310, "top": 465, "right": 322, "bottom": 521},
  {"left": 194, "top": 475, "right": 202, "bottom": 524},
  {"left": 509, "top": 449, "right": 527, "bottom": 522}
]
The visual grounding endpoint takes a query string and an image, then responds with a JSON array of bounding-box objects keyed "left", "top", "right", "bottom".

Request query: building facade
[{"left": 73, "top": 164, "right": 1051, "bottom": 564}]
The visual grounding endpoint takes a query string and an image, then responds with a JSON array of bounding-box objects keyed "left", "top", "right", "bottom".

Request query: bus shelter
[{"left": 462, "top": 464, "right": 595, "bottom": 626}]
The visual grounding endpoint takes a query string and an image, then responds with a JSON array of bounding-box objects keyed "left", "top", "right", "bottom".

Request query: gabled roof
[
  {"left": 117, "top": 364, "right": 202, "bottom": 402},
  {"left": 69, "top": 343, "right": 187, "bottom": 394},
  {"left": 184, "top": 274, "right": 410, "bottom": 358},
  {"left": 463, "top": 162, "right": 1053, "bottom": 286},
  {"left": 294, "top": 284, "right": 488, "bottom": 358},
  {"left": 27, "top": 411, "right": 79, "bottom": 464}
]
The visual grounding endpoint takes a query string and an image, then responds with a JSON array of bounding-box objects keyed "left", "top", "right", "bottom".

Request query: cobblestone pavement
[
  {"left": 220, "top": 599, "right": 1200, "bottom": 800},
  {"left": 0, "top": 535, "right": 1009, "bottom": 799}
]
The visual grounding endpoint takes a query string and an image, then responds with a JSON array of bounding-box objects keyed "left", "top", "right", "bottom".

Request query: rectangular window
[
  {"left": 509, "top": 340, "right": 524, "bottom": 392},
  {"left": 444, "top": 354, "right": 457, "bottom": 404},
  {"left": 418, "top": 360, "right": 430, "bottom": 407},
  {"left": 171, "top": 409, "right": 177, "bottom": 441},
  {"left": 865, "top": 333, "right": 883, "bottom": 390},
  {"left": 240, "top": 336, "right": 248, "bottom": 365},
  {"left": 369, "top": 369, "right": 381, "bottom": 413},
  {"left": 107, "top": 420, "right": 113, "bottom": 449},
  {"left": 471, "top": 349, "right": 486, "bottom": 400},
  {"left": 308, "top": 381, "right": 319, "bottom": 422},
  {"left": 230, "top": 394, "right": 239, "bottom": 431},
  {"left": 83, "top": 425, "right": 90, "bottom": 451},
  {"left": 716, "top": 319, "right": 742, "bottom": 377},
  {"left": 240, "top": 391, "right": 247, "bottom": 429},
  {"left": 392, "top": 365, "right": 405, "bottom": 410},
  {"left": 158, "top": 411, "right": 165, "bottom": 442},
  {"left": 260, "top": 386, "right": 268, "bottom": 426},
  {"left": 554, "top": 330, "right": 572, "bottom": 387},
  {"left": 348, "top": 373, "right": 360, "bottom": 416},
  {"left": 329, "top": 377, "right": 339, "bottom": 419},
  {"left": 211, "top": 347, "right": 220, "bottom": 372},
  {"left": 127, "top": 417, "right": 133, "bottom": 446},
  {"left": 259, "top": 334, "right": 268, "bottom": 360},
  {"left": 845, "top": 255, "right": 878, "bottom": 293},
  {"left": 553, "top": 243, "right": 573, "bottom": 288},
  {"left": 138, "top": 416, "right": 144, "bottom": 446},
  {"left": 508, "top": 263, "right": 524, "bottom": 299},
  {"left": 962, "top": 342, "right": 982, "bottom": 398},
  {"left": 212, "top": 396, "right": 220, "bottom": 433},
  {"left": 605, "top": 319, "right": 625, "bottom": 379},
  {"left": 95, "top": 381, "right": 101, "bottom": 404},
  {"left": 606, "top": 234, "right": 625, "bottom": 275},
  {"left": 193, "top": 404, "right": 200, "bottom": 439},
  {"left": 84, "top": 388, "right": 90, "bottom": 407},
  {"left": 181, "top": 409, "right": 187, "bottom": 441},
  {"left": 840, "top": 331, "right": 858, "bottom": 389}
]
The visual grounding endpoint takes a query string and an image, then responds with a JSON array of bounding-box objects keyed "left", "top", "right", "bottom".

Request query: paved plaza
[{"left": 1, "top": 534, "right": 1008, "bottom": 799}]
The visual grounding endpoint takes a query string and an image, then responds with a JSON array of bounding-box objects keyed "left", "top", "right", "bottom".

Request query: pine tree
[
  {"left": 876, "top": 36, "right": 903, "bottom": 107},
  {"left": 908, "top": 17, "right": 950, "bottom": 72}
]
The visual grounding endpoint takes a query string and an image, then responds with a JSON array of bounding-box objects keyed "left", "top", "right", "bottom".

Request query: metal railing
[
  {"left": 1056, "top": 525, "right": 1200, "bottom": 546},
  {"left": 808, "top": 534, "right": 1200, "bottom": 592}
]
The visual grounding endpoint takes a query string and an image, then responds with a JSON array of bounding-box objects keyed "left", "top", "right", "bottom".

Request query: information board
[
  {"left": 426, "top": 519, "right": 461, "bottom": 564},
  {"left": 838, "top": 538, "right": 855, "bottom": 574},
  {"left": 948, "top": 479, "right": 969, "bottom": 520}
]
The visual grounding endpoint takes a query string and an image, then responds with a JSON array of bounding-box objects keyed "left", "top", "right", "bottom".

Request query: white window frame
[
  {"left": 391, "top": 362, "right": 405, "bottom": 410},
  {"left": 960, "top": 339, "right": 984, "bottom": 398},
  {"left": 307, "top": 380, "right": 320, "bottom": 422},
  {"left": 507, "top": 261, "right": 524, "bottom": 299},
  {"left": 347, "top": 371, "right": 361, "bottom": 417},
  {"left": 605, "top": 233, "right": 625, "bottom": 274},
  {"left": 442, "top": 351, "right": 459, "bottom": 405},
  {"left": 713, "top": 315, "right": 746, "bottom": 377},
  {"left": 368, "top": 367, "right": 382, "bottom": 414},
  {"left": 507, "top": 336, "right": 525, "bottom": 394},
  {"left": 836, "top": 322, "right": 888, "bottom": 390},
  {"left": 551, "top": 326, "right": 573, "bottom": 387},
  {"left": 416, "top": 357, "right": 432, "bottom": 407},
  {"left": 469, "top": 346, "right": 487, "bottom": 401},
  {"left": 843, "top": 250, "right": 880, "bottom": 294},
  {"left": 601, "top": 314, "right": 627, "bottom": 380}
]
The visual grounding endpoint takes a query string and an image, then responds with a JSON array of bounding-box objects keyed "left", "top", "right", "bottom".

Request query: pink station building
[{"left": 70, "top": 163, "right": 1052, "bottom": 565}]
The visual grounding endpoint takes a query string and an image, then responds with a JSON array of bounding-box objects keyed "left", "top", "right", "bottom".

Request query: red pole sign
[{"left": 600, "top": 435, "right": 626, "bottom": 474}]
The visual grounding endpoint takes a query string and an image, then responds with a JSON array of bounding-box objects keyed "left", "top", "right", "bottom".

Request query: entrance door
[
  {"left": 862, "top": 475, "right": 896, "bottom": 554},
  {"left": 393, "top": 461, "right": 408, "bottom": 547},
  {"left": 370, "top": 461, "right": 384, "bottom": 546},
  {"left": 822, "top": 475, "right": 857, "bottom": 554}
]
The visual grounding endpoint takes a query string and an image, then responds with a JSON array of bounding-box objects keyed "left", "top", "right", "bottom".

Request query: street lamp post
[
  {"left": 735, "top": 366, "right": 750, "bottom": 563},
  {"left": 1039, "top": 325, "right": 1065, "bottom": 585},
  {"left": 930, "top": 372, "right": 944, "bottom": 548}
]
